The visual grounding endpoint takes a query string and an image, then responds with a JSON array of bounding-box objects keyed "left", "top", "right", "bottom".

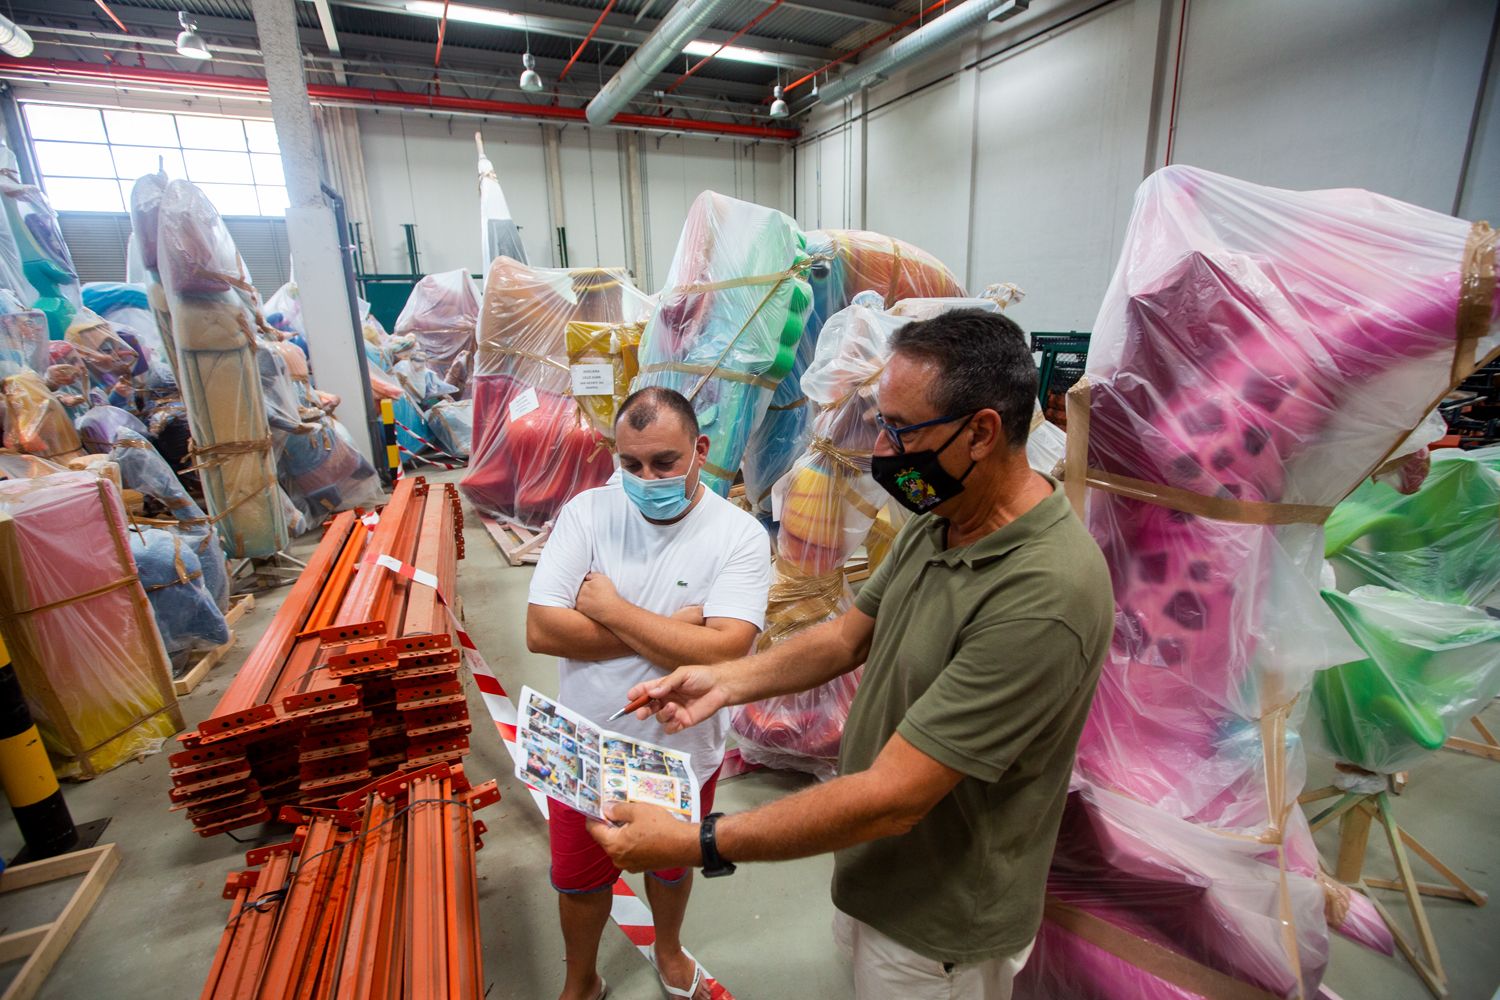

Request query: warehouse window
[{"left": 20, "top": 103, "right": 289, "bottom": 217}]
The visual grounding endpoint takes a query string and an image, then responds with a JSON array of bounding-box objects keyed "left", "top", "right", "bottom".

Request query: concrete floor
[{"left": 1, "top": 469, "right": 1496, "bottom": 999}]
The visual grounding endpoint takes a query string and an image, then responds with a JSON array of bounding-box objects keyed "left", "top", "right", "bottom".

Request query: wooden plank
[
  {"left": 224, "top": 592, "right": 256, "bottom": 627},
  {"left": 1335, "top": 797, "right": 1374, "bottom": 884},
  {"left": 174, "top": 633, "right": 237, "bottom": 697},
  {"left": 477, "top": 513, "right": 548, "bottom": 567},
  {"left": 0, "top": 927, "right": 50, "bottom": 964},
  {"left": 0, "top": 845, "right": 111, "bottom": 892},
  {"left": 1376, "top": 793, "right": 1445, "bottom": 987},
  {"left": 1393, "top": 827, "right": 1489, "bottom": 906},
  {"left": 1442, "top": 736, "right": 1500, "bottom": 762},
  {"left": 1365, "top": 878, "right": 1480, "bottom": 902},
  {"left": 0, "top": 842, "right": 120, "bottom": 1000}
]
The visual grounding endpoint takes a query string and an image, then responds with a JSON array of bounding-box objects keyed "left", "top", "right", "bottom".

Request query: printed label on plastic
[
  {"left": 569, "top": 363, "right": 614, "bottom": 397},
  {"left": 508, "top": 386, "right": 540, "bottom": 422}
]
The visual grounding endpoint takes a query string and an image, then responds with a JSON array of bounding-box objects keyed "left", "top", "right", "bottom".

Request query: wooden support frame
[
  {"left": 174, "top": 594, "right": 257, "bottom": 696},
  {"left": 1302, "top": 785, "right": 1488, "bottom": 999},
  {"left": 1443, "top": 714, "right": 1500, "bottom": 763},
  {"left": 477, "top": 512, "right": 548, "bottom": 567},
  {"left": 0, "top": 843, "right": 120, "bottom": 1000}
]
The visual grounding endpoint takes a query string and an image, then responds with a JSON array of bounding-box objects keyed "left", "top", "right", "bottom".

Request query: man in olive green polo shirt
[{"left": 590, "top": 308, "right": 1114, "bottom": 999}]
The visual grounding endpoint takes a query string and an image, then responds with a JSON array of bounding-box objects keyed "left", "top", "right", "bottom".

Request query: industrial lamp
[
  {"left": 519, "top": 51, "right": 543, "bottom": 92},
  {"left": 769, "top": 84, "right": 788, "bottom": 119},
  {"left": 176, "top": 11, "right": 211, "bottom": 61}
]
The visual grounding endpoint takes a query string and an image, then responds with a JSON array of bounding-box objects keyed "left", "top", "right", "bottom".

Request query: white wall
[
  {"left": 358, "top": 109, "right": 789, "bottom": 290},
  {"left": 791, "top": 0, "right": 1500, "bottom": 334}
]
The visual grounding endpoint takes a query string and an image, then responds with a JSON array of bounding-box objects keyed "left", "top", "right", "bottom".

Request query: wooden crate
[{"left": 0, "top": 844, "right": 120, "bottom": 1000}]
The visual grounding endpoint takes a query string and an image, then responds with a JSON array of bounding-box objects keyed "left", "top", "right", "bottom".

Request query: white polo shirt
[{"left": 527, "top": 475, "right": 772, "bottom": 787}]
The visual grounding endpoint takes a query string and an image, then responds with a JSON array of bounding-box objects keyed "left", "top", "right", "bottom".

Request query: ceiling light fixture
[
  {"left": 769, "top": 83, "right": 788, "bottom": 119},
  {"left": 404, "top": 1, "right": 521, "bottom": 28},
  {"left": 683, "top": 39, "right": 777, "bottom": 66},
  {"left": 175, "top": 11, "right": 211, "bottom": 61},
  {"left": 519, "top": 51, "right": 543, "bottom": 92}
]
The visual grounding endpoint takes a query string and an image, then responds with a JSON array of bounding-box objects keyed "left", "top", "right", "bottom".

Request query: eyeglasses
[{"left": 873, "top": 412, "right": 974, "bottom": 455}]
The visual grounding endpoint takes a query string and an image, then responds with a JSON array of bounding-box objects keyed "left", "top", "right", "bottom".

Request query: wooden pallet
[
  {"left": 173, "top": 594, "right": 256, "bottom": 697},
  {"left": 478, "top": 513, "right": 549, "bottom": 567},
  {"left": 0, "top": 843, "right": 120, "bottom": 1000}
]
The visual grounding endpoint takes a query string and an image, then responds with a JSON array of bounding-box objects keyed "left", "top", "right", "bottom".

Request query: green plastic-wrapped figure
[
  {"left": 0, "top": 146, "right": 79, "bottom": 340},
  {"left": 1324, "top": 446, "right": 1500, "bottom": 606},
  {"left": 1313, "top": 587, "right": 1500, "bottom": 773}
]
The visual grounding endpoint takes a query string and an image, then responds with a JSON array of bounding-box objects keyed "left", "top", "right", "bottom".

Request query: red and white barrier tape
[{"left": 393, "top": 417, "right": 466, "bottom": 470}]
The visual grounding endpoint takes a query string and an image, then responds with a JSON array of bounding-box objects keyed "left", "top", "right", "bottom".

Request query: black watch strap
[{"left": 699, "top": 812, "right": 736, "bottom": 878}]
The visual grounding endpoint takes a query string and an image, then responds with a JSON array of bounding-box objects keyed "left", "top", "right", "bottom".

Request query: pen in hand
[{"left": 606, "top": 692, "right": 653, "bottom": 723}]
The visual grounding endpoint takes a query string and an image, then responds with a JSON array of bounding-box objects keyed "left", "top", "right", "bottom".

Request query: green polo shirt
[{"left": 832, "top": 476, "right": 1113, "bottom": 965}]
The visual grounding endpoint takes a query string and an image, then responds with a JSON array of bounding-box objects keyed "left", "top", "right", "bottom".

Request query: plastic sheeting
[
  {"left": 130, "top": 525, "right": 230, "bottom": 661},
  {"left": 1017, "top": 165, "right": 1499, "bottom": 999},
  {"left": 64, "top": 307, "right": 139, "bottom": 387},
  {"left": 0, "top": 295, "right": 48, "bottom": 376},
  {"left": 741, "top": 230, "right": 967, "bottom": 513},
  {"left": 0, "top": 472, "right": 181, "bottom": 779},
  {"left": 427, "top": 398, "right": 474, "bottom": 459},
  {"left": 78, "top": 405, "right": 148, "bottom": 452},
  {"left": 395, "top": 268, "right": 481, "bottom": 392},
  {"left": 2, "top": 367, "right": 81, "bottom": 458},
  {"left": 129, "top": 173, "right": 181, "bottom": 386},
  {"left": 155, "top": 180, "right": 288, "bottom": 559},
  {"left": 1326, "top": 445, "right": 1500, "bottom": 606},
  {"left": 631, "top": 192, "right": 812, "bottom": 496},
  {"left": 82, "top": 281, "right": 176, "bottom": 392},
  {"left": 567, "top": 319, "right": 644, "bottom": 442},
  {"left": 478, "top": 134, "right": 526, "bottom": 267},
  {"left": 462, "top": 257, "right": 651, "bottom": 524},
  {"left": 1311, "top": 586, "right": 1500, "bottom": 775},
  {"left": 110, "top": 429, "right": 229, "bottom": 610},
  {"left": 0, "top": 147, "right": 79, "bottom": 339}
]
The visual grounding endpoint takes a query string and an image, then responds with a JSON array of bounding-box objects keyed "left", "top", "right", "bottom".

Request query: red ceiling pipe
[
  {"left": 556, "top": 0, "right": 615, "bottom": 85},
  {"left": 0, "top": 56, "right": 800, "bottom": 139},
  {"left": 785, "top": 0, "right": 952, "bottom": 94},
  {"left": 663, "top": 0, "right": 784, "bottom": 94}
]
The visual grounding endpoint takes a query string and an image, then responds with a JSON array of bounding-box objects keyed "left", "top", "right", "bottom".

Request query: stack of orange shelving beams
[
  {"left": 199, "top": 761, "right": 496, "bottom": 998},
  {"left": 168, "top": 476, "right": 471, "bottom": 837}
]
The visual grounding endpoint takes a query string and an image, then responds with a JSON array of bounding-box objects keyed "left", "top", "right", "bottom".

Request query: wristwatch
[{"left": 699, "top": 812, "right": 736, "bottom": 878}]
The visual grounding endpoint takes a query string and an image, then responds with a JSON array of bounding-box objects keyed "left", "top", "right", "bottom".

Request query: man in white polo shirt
[{"left": 527, "top": 385, "right": 771, "bottom": 1000}]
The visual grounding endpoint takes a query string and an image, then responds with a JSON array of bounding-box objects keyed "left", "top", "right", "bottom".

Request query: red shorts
[{"left": 549, "top": 766, "right": 721, "bottom": 893}]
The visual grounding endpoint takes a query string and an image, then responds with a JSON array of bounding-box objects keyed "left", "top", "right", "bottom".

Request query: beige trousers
[{"left": 834, "top": 910, "right": 1035, "bottom": 1000}]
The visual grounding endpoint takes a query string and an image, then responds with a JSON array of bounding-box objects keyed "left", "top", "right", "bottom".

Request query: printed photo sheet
[{"left": 517, "top": 686, "right": 699, "bottom": 822}]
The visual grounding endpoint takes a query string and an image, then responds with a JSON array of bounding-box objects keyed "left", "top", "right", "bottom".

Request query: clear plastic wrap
[
  {"left": 0, "top": 291, "right": 47, "bottom": 375},
  {"left": 478, "top": 134, "right": 526, "bottom": 266},
  {"left": 0, "top": 471, "right": 181, "bottom": 779},
  {"left": 462, "top": 257, "right": 651, "bottom": 524},
  {"left": 2, "top": 367, "right": 82, "bottom": 457},
  {"left": 110, "top": 429, "right": 228, "bottom": 609},
  {"left": 129, "top": 173, "right": 182, "bottom": 385},
  {"left": 740, "top": 230, "right": 966, "bottom": 512},
  {"left": 64, "top": 306, "right": 139, "bottom": 387},
  {"left": 426, "top": 398, "right": 474, "bottom": 458},
  {"left": 631, "top": 191, "right": 812, "bottom": 496},
  {"left": 0, "top": 162, "right": 37, "bottom": 305},
  {"left": 1325, "top": 445, "right": 1500, "bottom": 606},
  {"left": 733, "top": 296, "right": 1044, "bottom": 778},
  {"left": 77, "top": 405, "right": 148, "bottom": 452},
  {"left": 82, "top": 281, "right": 177, "bottom": 392},
  {"left": 256, "top": 342, "right": 382, "bottom": 522},
  {"left": 129, "top": 524, "right": 230, "bottom": 662},
  {"left": 566, "top": 319, "right": 644, "bottom": 441},
  {"left": 1309, "top": 586, "right": 1500, "bottom": 774},
  {"left": 1023, "top": 165, "right": 1499, "bottom": 998},
  {"left": 156, "top": 179, "right": 288, "bottom": 558},
  {"left": 0, "top": 148, "right": 80, "bottom": 339},
  {"left": 394, "top": 268, "right": 481, "bottom": 393}
]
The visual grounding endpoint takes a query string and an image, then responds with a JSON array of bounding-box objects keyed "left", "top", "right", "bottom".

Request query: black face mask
[{"left": 871, "top": 415, "right": 977, "bottom": 515}]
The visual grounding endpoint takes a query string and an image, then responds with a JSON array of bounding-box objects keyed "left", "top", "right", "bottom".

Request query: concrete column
[
  {"left": 249, "top": 0, "right": 377, "bottom": 467},
  {"left": 619, "top": 132, "right": 648, "bottom": 287},
  {"left": 541, "top": 125, "right": 568, "bottom": 267}
]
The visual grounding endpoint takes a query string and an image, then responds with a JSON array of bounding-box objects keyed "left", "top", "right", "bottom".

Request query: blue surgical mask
[{"left": 622, "top": 456, "right": 699, "bottom": 521}]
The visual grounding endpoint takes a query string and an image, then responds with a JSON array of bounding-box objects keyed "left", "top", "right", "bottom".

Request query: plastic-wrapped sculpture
[
  {"left": 740, "top": 230, "right": 966, "bottom": 513},
  {"left": 83, "top": 281, "right": 179, "bottom": 393},
  {"left": 477, "top": 132, "right": 526, "bottom": 266},
  {"left": 130, "top": 525, "right": 230, "bottom": 663},
  {"left": 1311, "top": 586, "right": 1500, "bottom": 775},
  {"left": 395, "top": 268, "right": 481, "bottom": 393},
  {"left": 1325, "top": 446, "right": 1500, "bottom": 606},
  {"left": 64, "top": 307, "right": 139, "bottom": 388},
  {"left": 631, "top": 191, "right": 813, "bottom": 497},
  {"left": 426, "top": 398, "right": 473, "bottom": 459},
  {"left": 2, "top": 368, "right": 81, "bottom": 458},
  {"left": 155, "top": 179, "right": 288, "bottom": 559},
  {"left": 108, "top": 428, "right": 227, "bottom": 609},
  {"left": 0, "top": 147, "right": 79, "bottom": 339},
  {"left": 129, "top": 173, "right": 181, "bottom": 385},
  {"left": 1015, "top": 166, "right": 1498, "bottom": 999},
  {"left": 462, "top": 257, "right": 650, "bottom": 525},
  {"left": 0, "top": 294, "right": 48, "bottom": 376}
]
